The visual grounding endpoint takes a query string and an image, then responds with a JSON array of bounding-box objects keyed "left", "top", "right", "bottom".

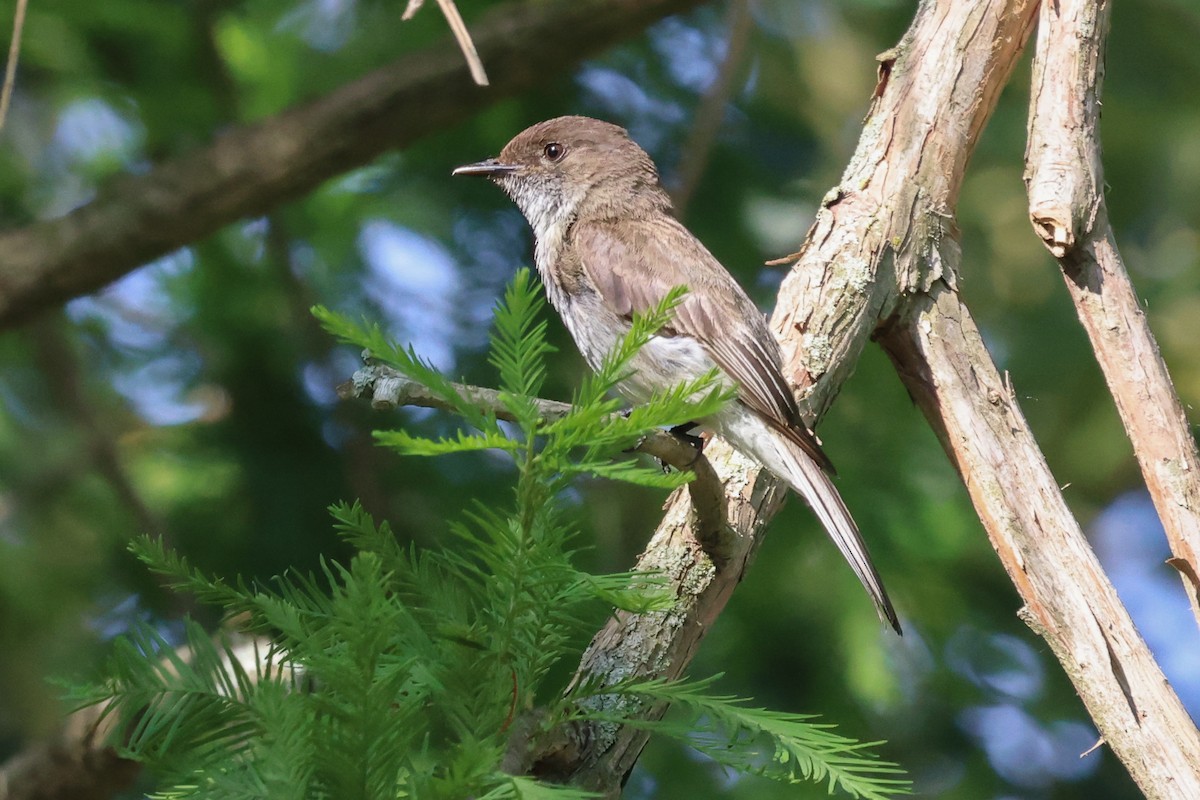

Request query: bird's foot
[
  {"left": 651, "top": 422, "right": 706, "bottom": 472},
  {"left": 668, "top": 421, "right": 705, "bottom": 451}
]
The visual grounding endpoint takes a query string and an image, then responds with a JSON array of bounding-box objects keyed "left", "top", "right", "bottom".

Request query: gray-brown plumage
[{"left": 455, "top": 116, "right": 899, "bottom": 633}]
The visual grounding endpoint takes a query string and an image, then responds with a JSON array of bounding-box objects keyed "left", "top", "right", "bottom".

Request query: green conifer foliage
[{"left": 71, "top": 270, "right": 909, "bottom": 799}]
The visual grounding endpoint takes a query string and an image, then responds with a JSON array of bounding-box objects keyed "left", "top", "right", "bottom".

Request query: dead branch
[
  {"left": 669, "top": 0, "right": 753, "bottom": 215},
  {"left": 1024, "top": 0, "right": 1200, "bottom": 628},
  {"left": 7, "top": 0, "right": 1198, "bottom": 795},
  {"left": 0, "top": 0, "right": 704, "bottom": 331},
  {"left": 432, "top": 0, "right": 489, "bottom": 86},
  {"left": 526, "top": 0, "right": 1200, "bottom": 794}
]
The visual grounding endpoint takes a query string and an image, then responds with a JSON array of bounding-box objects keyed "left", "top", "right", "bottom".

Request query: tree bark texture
[
  {"left": 878, "top": 287, "right": 1200, "bottom": 798},
  {"left": 530, "top": 0, "right": 1076, "bottom": 793}
]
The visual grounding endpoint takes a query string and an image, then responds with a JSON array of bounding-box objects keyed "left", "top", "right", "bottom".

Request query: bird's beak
[{"left": 452, "top": 158, "right": 519, "bottom": 177}]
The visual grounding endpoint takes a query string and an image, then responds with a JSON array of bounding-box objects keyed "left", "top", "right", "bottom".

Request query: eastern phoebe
[{"left": 455, "top": 116, "right": 899, "bottom": 633}]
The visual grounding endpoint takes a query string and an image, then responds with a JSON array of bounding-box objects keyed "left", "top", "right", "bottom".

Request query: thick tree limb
[
  {"left": 529, "top": 0, "right": 1047, "bottom": 793},
  {"left": 517, "top": 439, "right": 787, "bottom": 787},
  {"left": 8, "top": 0, "right": 1198, "bottom": 795},
  {"left": 528, "top": 0, "right": 1200, "bottom": 794},
  {"left": 0, "top": 0, "right": 704, "bottom": 330},
  {"left": 1024, "top": 0, "right": 1200, "bottom": 629},
  {"left": 338, "top": 364, "right": 734, "bottom": 559},
  {"left": 0, "top": 633, "right": 272, "bottom": 800},
  {"left": 774, "top": 0, "right": 1200, "bottom": 792},
  {"left": 0, "top": 704, "right": 136, "bottom": 800}
]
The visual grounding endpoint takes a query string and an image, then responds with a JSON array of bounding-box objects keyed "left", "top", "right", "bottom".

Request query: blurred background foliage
[{"left": 1, "top": 0, "right": 1198, "bottom": 797}]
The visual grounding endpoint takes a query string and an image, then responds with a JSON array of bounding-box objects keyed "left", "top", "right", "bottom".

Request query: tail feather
[{"left": 717, "top": 410, "right": 901, "bottom": 634}]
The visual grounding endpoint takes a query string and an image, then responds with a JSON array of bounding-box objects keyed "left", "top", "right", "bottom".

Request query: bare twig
[
  {"left": 403, "top": 0, "right": 488, "bottom": 85},
  {"left": 0, "top": 0, "right": 28, "bottom": 131},
  {"left": 401, "top": 0, "right": 426, "bottom": 21},
  {"left": 1024, "top": 0, "right": 1200, "bottom": 629},
  {"left": 433, "top": 0, "right": 489, "bottom": 86},
  {"left": 338, "top": 363, "right": 734, "bottom": 560},
  {"left": 530, "top": 1, "right": 1048, "bottom": 792}
]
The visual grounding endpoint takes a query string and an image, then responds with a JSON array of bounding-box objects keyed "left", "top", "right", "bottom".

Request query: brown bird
[{"left": 455, "top": 116, "right": 899, "bottom": 633}]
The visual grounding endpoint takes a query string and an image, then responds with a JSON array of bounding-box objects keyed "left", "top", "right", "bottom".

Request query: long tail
[{"left": 717, "top": 410, "right": 901, "bottom": 634}]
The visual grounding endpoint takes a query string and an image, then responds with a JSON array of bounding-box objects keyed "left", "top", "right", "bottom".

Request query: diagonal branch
[
  {"left": 432, "top": 0, "right": 490, "bottom": 86},
  {"left": 525, "top": 0, "right": 1045, "bottom": 793},
  {"left": 879, "top": 286, "right": 1200, "bottom": 798},
  {"left": 669, "top": 0, "right": 754, "bottom": 216},
  {"left": 525, "top": 0, "right": 1200, "bottom": 794},
  {"left": 772, "top": 0, "right": 1200, "bottom": 791},
  {"left": 0, "top": 0, "right": 704, "bottom": 330},
  {"left": 1024, "top": 0, "right": 1200, "bottom": 629}
]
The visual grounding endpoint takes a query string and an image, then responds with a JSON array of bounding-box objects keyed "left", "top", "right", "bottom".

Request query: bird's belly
[
  {"left": 558, "top": 299, "right": 725, "bottom": 405},
  {"left": 622, "top": 335, "right": 722, "bottom": 404}
]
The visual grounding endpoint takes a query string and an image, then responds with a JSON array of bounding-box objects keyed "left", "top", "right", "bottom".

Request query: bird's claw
[{"left": 669, "top": 422, "right": 705, "bottom": 451}]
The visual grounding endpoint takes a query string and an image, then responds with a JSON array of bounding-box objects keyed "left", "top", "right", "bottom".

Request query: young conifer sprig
[{"left": 71, "top": 270, "right": 908, "bottom": 800}]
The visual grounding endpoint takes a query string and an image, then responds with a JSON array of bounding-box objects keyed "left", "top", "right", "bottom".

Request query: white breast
[{"left": 555, "top": 289, "right": 728, "bottom": 406}]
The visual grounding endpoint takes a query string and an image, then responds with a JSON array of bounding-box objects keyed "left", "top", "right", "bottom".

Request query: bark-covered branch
[
  {"left": 338, "top": 364, "right": 733, "bottom": 559},
  {"left": 528, "top": 0, "right": 1050, "bottom": 793},
  {"left": 0, "top": 0, "right": 704, "bottom": 331},
  {"left": 846, "top": 1, "right": 1200, "bottom": 796},
  {"left": 7, "top": 0, "right": 1199, "bottom": 795},
  {"left": 879, "top": 288, "right": 1200, "bottom": 798},
  {"left": 522, "top": 0, "right": 1200, "bottom": 794},
  {"left": 1024, "top": 0, "right": 1200, "bottom": 629}
]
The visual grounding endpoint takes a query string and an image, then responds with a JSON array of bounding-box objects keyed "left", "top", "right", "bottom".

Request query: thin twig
[
  {"left": 338, "top": 363, "right": 734, "bottom": 561},
  {"left": 670, "top": 0, "right": 754, "bottom": 216},
  {"left": 0, "top": 0, "right": 29, "bottom": 131},
  {"left": 433, "top": 0, "right": 489, "bottom": 86},
  {"left": 401, "top": 0, "right": 486, "bottom": 84},
  {"left": 401, "top": 0, "right": 426, "bottom": 21}
]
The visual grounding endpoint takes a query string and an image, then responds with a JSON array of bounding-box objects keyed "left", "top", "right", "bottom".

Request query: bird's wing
[{"left": 571, "top": 217, "right": 835, "bottom": 473}]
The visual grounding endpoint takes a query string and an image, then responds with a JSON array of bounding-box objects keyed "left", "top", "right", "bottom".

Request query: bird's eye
[{"left": 543, "top": 142, "right": 565, "bottom": 162}]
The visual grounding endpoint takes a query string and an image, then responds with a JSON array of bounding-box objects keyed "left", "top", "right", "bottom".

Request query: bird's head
[{"left": 453, "top": 116, "right": 670, "bottom": 236}]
